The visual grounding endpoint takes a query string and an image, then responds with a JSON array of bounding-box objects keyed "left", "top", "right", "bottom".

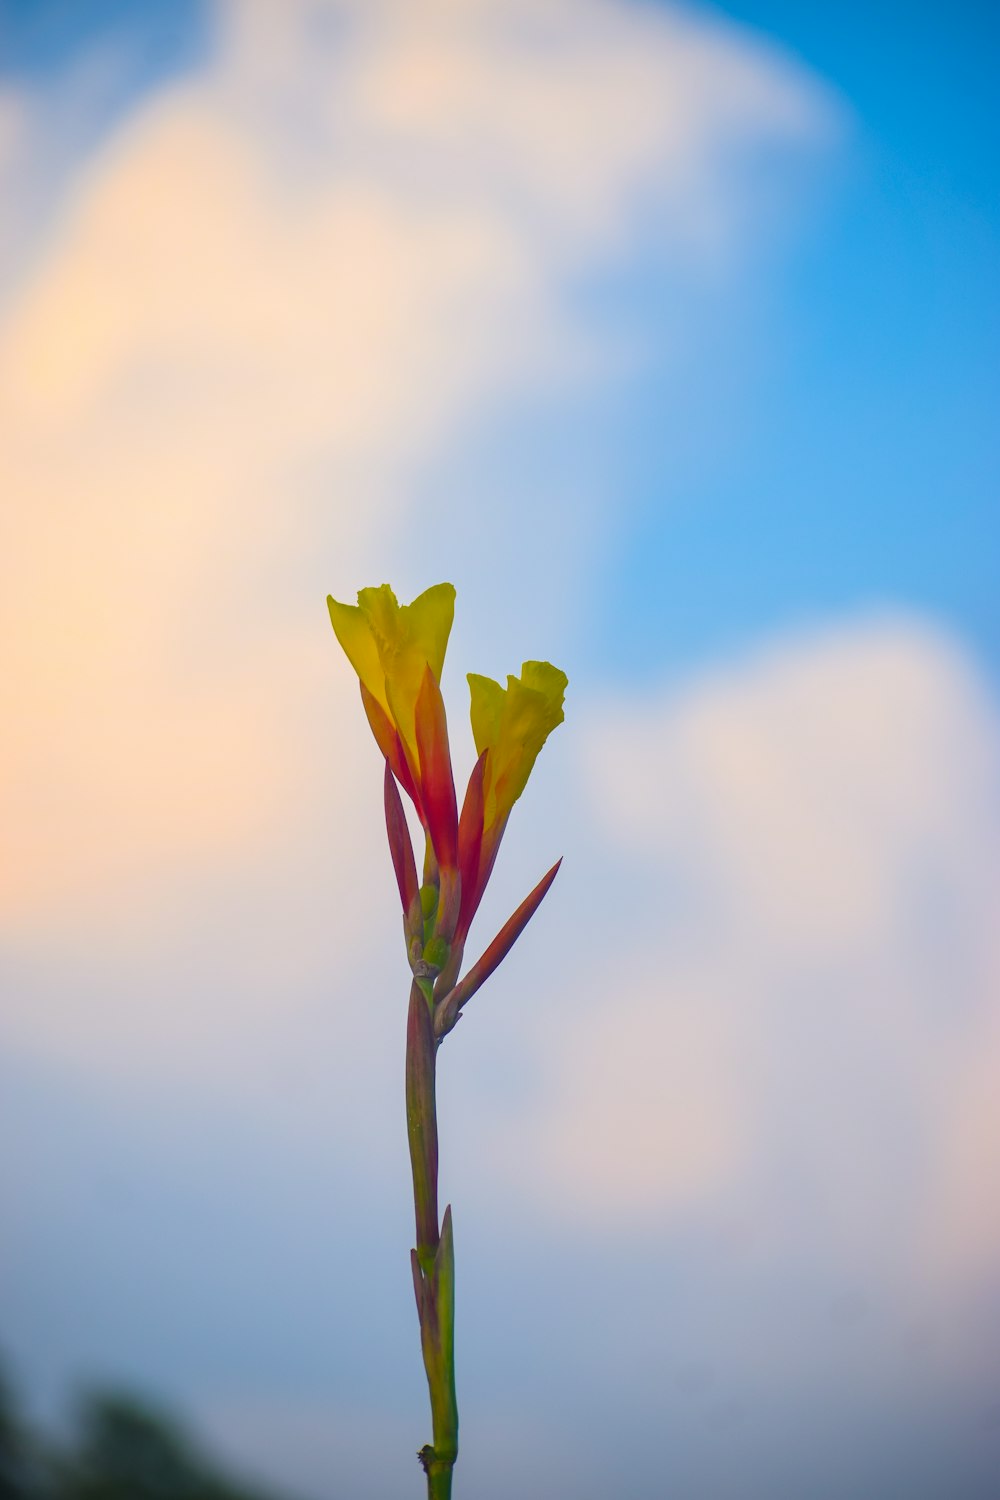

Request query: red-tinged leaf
[
  {"left": 459, "top": 811, "right": 509, "bottom": 938},
  {"left": 384, "top": 760, "right": 419, "bottom": 917},
  {"left": 435, "top": 858, "right": 562, "bottom": 1037},
  {"left": 415, "top": 666, "right": 458, "bottom": 871},
  {"left": 360, "top": 682, "right": 425, "bottom": 822},
  {"left": 455, "top": 751, "right": 486, "bottom": 940},
  {"left": 410, "top": 1247, "right": 427, "bottom": 1321}
]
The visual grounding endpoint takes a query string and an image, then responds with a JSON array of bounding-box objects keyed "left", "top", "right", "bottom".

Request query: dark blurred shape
[
  {"left": 0, "top": 1363, "right": 45, "bottom": 1500},
  {"left": 0, "top": 1357, "right": 295, "bottom": 1500},
  {"left": 56, "top": 1394, "right": 281, "bottom": 1500}
]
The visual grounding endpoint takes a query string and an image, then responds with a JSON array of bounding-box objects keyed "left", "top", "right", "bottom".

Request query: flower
[
  {"left": 468, "top": 661, "right": 568, "bottom": 830},
  {"left": 328, "top": 584, "right": 567, "bottom": 995},
  {"left": 327, "top": 583, "right": 459, "bottom": 877},
  {"left": 456, "top": 660, "right": 567, "bottom": 939},
  {"left": 327, "top": 582, "right": 454, "bottom": 762}
]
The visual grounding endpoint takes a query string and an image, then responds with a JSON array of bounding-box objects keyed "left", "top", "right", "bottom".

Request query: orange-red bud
[
  {"left": 414, "top": 666, "right": 459, "bottom": 873},
  {"left": 384, "top": 760, "right": 420, "bottom": 920}
]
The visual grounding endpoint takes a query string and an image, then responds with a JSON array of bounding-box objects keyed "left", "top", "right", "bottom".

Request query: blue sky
[
  {"left": 1, "top": 3, "right": 998, "bottom": 1498},
  {"left": 3, "top": 0, "right": 997, "bottom": 693},
  {"left": 600, "top": 0, "right": 1000, "bottom": 682}
]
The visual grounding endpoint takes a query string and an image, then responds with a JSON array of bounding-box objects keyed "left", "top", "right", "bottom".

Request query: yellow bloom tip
[
  {"left": 466, "top": 658, "right": 567, "bottom": 828},
  {"left": 326, "top": 583, "right": 458, "bottom": 760}
]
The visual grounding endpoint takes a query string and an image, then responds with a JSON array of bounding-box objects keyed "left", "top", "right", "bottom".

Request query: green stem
[
  {"left": 406, "top": 982, "right": 459, "bottom": 1496},
  {"left": 423, "top": 1456, "right": 454, "bottom": 1500}
]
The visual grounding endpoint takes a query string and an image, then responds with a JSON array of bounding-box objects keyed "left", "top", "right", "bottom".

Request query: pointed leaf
[
  {"left": 435, "top": 858, "right": 562, "bottom": 1038},
  {"left": 433, "top": 1204, "right": 458, "bottom": 1449},
  {"left": 384, "top": 761, "right": 419, "bottom": 918},
  {"left": 455, "top": 751, "right": 486, "bottom": 941}
]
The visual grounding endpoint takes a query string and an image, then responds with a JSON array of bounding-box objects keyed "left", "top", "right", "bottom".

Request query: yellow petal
[
  {"left": 496, "top": 664, "right": 566, "bottom": 807},
  {"left": 404, "top": 583, "right": 456, "bottom": 684},
  {"left": 355, "top": 583, "right": 454, "bottom": 676},
  {"left": 520, "top": 660, "right": 569, "bottom": 713},
  {"left": 468, "top": 673, "right": 506, "bottom": 757},
  {"left": 327, "top": 594, "right": 387, "bottom": 711},
  {"left": 354, "top": 582, "right": 456, "bottom": 759}
]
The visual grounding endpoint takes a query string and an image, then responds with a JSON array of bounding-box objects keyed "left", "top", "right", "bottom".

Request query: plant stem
[{"left": 406, "top": 981, "right": 459, "bottom": 1496}]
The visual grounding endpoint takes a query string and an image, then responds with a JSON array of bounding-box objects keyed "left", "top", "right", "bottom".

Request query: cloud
[
  {"left": 591, "top": 615, "right": 999, "bottom": 958},
  {"left": 1, "top": 0, "right": 830, "bottom": 966},
  {"left": 501, "top": 615, "right": 1000, "bottom": 1300}
]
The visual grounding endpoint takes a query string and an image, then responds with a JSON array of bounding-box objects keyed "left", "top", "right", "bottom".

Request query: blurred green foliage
[{"left": 0, "top": 1360, "right": 294, "bottom": 1500}]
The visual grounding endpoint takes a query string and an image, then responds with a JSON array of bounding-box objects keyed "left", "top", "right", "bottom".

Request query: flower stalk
[
  {"left": 327, "top": 583, "right": 566, "bottom": 1496},
  {"left": 406, "top": 979, "right": 458, "bottom": 1495}
]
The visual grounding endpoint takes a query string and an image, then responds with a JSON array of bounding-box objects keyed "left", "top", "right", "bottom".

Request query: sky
[{"left": 1, "top": 1, "right": 998, "bottom": 1497}]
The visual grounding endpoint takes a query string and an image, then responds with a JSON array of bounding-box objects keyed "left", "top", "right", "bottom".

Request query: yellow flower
[
  {"left": 328, "top": 586, "right": 566, "bottom": 960},
  {"left": 450, "top": 660, "right": 565, "bottom": 942},
  {"left": 328, "top": 583, "right": 459, "bottom": 879},
  {"left": 327, "top": 582, "right": 455, "bottom": 766},
  {"left": 468, "top": 661, "right": 567, "bottom": 833}
]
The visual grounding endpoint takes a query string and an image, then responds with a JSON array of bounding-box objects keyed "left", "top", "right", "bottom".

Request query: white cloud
[
  {"left": 591, "top": 616, "right": 999, "bottom": 958},
  {"left": 502, "top": 615, "right": 1000, "bottom": 1301},
  {"left": 0, "top": 1, "right": 830, "bottom": 1016}
]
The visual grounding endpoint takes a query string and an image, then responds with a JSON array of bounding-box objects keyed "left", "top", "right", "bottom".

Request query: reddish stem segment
[
  {"left": 406, "top": 983, "right": 440, "bottom": 1258},
  {"left": 405, "top": 982, "right": 458, "bottom": 1497}
]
